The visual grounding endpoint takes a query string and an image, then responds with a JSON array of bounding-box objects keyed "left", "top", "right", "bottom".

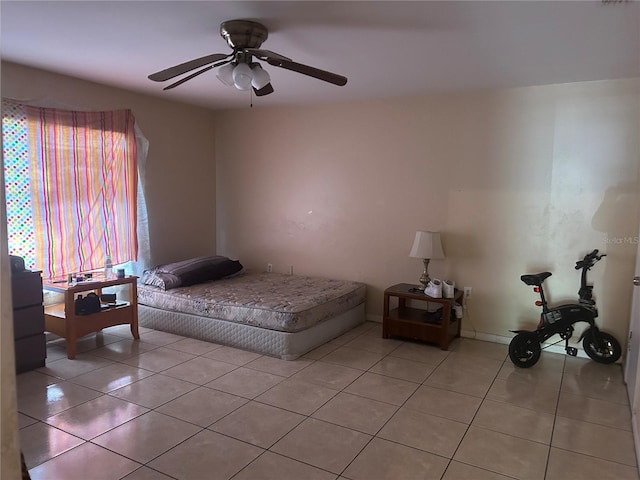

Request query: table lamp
[{"left": 409, "top": 231, "right": 445, "bottom": 288}]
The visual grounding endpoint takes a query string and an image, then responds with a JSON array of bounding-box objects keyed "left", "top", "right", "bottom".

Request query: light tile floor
[{"left": 17, "top": 322, "right": 640, "bottom": 480}]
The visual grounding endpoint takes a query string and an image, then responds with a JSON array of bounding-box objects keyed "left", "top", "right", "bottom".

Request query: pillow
[
  {"left": 142, "top": 255, "right": 243, "bottom": 290},
  {"left": 141, "top": 271, "right": 182, "bottom": 290}
]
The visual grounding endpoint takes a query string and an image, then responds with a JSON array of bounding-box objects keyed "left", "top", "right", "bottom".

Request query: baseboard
[
  {"left": 461, "top": 330, "right": 511, "bottom": 345},
  {"left": 372, "top": 317, "right": 593, "bottom": 359},
  {"left": 461, "top": 329, "right": 591, "bottom": 359}
]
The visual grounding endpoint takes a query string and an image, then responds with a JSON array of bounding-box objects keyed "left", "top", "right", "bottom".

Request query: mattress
[
  {"left": 138, "top": 303, "right": 365, "bottom": 360},
  {"left": 137, "top": 271, "right": 366, "bottom": 333}
]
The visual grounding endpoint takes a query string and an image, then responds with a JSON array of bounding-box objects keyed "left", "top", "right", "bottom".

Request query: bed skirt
[{"left": 138, "top": 303, "right": 366, "bottom": 360}]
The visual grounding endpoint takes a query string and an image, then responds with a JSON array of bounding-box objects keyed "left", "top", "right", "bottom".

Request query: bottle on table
[{"left": 104, "top": 255, "right": 113, "bottom": 279}]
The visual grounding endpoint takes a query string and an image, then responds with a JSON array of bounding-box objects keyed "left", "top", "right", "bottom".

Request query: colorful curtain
[{"left": 3, "top": 100, "right": 138, "bottom": 278}]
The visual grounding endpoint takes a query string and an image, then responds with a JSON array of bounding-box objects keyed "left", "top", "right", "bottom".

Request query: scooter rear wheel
[
  {"left": 509, "top": 332, "right": 541, "bottom": 368},
  {"left": 582, "top": 329, "right": 621, "bottom": 364}
]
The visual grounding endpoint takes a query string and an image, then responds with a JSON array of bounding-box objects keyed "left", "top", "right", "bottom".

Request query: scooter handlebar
[{"left": 575, "top": 249, "right": 605, "bottom": 270}]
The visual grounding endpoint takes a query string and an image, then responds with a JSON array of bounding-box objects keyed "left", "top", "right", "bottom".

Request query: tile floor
[{"left": 16, "top": 322, "right": 640, "bottom": 480}]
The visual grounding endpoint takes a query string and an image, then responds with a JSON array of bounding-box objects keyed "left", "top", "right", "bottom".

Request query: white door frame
[
  {"left": 623, "top": 228, "right": 640, "bottom": 472},
  {"left": 624, "top": 243, "right": 640, "bottom": 402}
]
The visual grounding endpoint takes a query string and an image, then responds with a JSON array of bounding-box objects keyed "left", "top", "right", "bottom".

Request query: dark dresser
[{"left": 11, "top": 270, "right": 46, "bottom": 373}]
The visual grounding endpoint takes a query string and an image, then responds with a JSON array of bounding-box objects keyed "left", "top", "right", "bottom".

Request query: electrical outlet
[
  {"left": 267, "top": 263, "right": 273, "bottom": 273},
  {"left": 463, "top": 286, "right": 473, "bottom": 298}
]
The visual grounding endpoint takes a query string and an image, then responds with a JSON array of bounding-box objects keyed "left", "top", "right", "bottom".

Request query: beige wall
[
  {"left": 1, "top": 61, "right": 218, "bottom": 475},
  {"left": 1, "top": 61, "right": 218, "bottom": 266},
  {"left": 0, "top": 63, "right": 638, "bottom": 473},
  {"left": 1, "top": 63, "right": 638, "bottom": 347},
  {"left": 216, "top": 79, "right": 640, "bottom": 344}
]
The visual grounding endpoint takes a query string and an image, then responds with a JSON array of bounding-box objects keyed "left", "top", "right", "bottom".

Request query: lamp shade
[
  {"left": 216, "top": 63, "right": 235, "bottom": 87},
  {"left": 409, "top": 231, "right": 445, "bottom": 259},
  {"left": 232, "top": 63, "right": 253, "bottom": 91},
  {"left": 251, "top": 64, "right": 270, "bottom": 90}
]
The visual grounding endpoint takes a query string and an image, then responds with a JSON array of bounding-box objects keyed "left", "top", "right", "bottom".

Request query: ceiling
[{"left": 1, "top": 1, "right": 639, "bottom": 110}]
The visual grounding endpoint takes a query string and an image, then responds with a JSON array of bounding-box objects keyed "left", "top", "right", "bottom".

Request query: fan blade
[
  {"left": 265, "top": 58, "right": 347, "bottom": 86},
  {"left": 149, "top": 53, "right": 231, "bottom": 82},
  {"left": 244, "top": 49, "right": 291, "bottom": 62},
  {"left": 253, "top": 83, "right": 274, "bottom": 96},
  {"left": 162, "top": 60, "right": 232, "bottom": 90}
]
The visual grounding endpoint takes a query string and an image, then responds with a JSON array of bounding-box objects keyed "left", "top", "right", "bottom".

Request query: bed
[{"left": 137, "top": 256, "right": 366, "bottom": 360}]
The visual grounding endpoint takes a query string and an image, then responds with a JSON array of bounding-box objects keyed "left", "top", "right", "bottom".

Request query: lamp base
[{"left": 418, "top": 258, "right": 431, "bottom": 289}]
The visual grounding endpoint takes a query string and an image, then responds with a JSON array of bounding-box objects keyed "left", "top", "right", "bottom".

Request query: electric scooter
[{"left": 509, "top": 249, "right": 622, "bottom": 368}]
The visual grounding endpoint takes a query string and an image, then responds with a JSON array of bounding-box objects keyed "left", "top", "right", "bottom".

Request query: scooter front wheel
[
  {"left": 582, "top": 329, "right": 621, "bottom": 364},
  {"left": 509, "top": 332, "right": 541, "bottom": 368}
]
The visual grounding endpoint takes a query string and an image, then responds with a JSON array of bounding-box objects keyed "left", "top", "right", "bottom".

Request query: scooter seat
[{"left": 520, "top": 272, "right": 552, "bottom": 286}]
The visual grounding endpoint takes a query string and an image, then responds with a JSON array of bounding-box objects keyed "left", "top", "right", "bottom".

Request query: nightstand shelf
[{"left": 383, "top": 283, "right": 463, "bottom": 350}]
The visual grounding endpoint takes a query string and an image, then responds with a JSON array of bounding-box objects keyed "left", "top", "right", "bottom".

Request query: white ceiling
[{"left": 1, "top": 1, "right": 639, "bottom": 110}]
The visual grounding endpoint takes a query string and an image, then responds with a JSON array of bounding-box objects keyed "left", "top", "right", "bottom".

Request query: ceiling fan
[{"left": 148, "top": 19, "right": 348, "bottom": 97}]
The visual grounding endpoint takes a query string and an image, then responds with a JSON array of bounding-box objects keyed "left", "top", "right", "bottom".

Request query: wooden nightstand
[
  {"left": 42, "top": 275, "right": 139, "bottom": 359},
  {"left": 382, "top": 283, "right": 463, "bottom": 350}
]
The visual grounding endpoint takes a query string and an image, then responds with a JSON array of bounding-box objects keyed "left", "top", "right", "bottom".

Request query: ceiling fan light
[
  {"left": 216, "top": 63, "right": 234, "bottom": 87},
  {"left": 232, "top": 63, "right": 253, "bottom": 91},
  {"left": 251, "top": 64, "right": 271, "bottom": 90}
]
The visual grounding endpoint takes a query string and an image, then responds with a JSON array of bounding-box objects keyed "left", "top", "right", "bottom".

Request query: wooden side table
[
  {"left": 43, "top": 275, "right": 139, "bottom": 359},
  {"left": 383, "top": 283, "right": 463, "bottom": 350}
]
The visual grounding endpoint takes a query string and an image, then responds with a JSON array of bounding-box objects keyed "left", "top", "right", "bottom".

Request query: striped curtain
[{"left": 2, "top": 100, "right": 138, "bottom": 278}]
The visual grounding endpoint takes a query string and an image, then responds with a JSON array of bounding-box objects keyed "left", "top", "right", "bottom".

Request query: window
[{"left": 2, "top": 100, "right": 138, "bottom": 279}]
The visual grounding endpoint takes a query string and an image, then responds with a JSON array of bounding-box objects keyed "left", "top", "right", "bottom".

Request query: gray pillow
[
  {"left": 142, "top": 256, "right": 243, "bottom": 290},
  {"left": 141, "top": 271, "right": 182, "bottom": 290}
]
